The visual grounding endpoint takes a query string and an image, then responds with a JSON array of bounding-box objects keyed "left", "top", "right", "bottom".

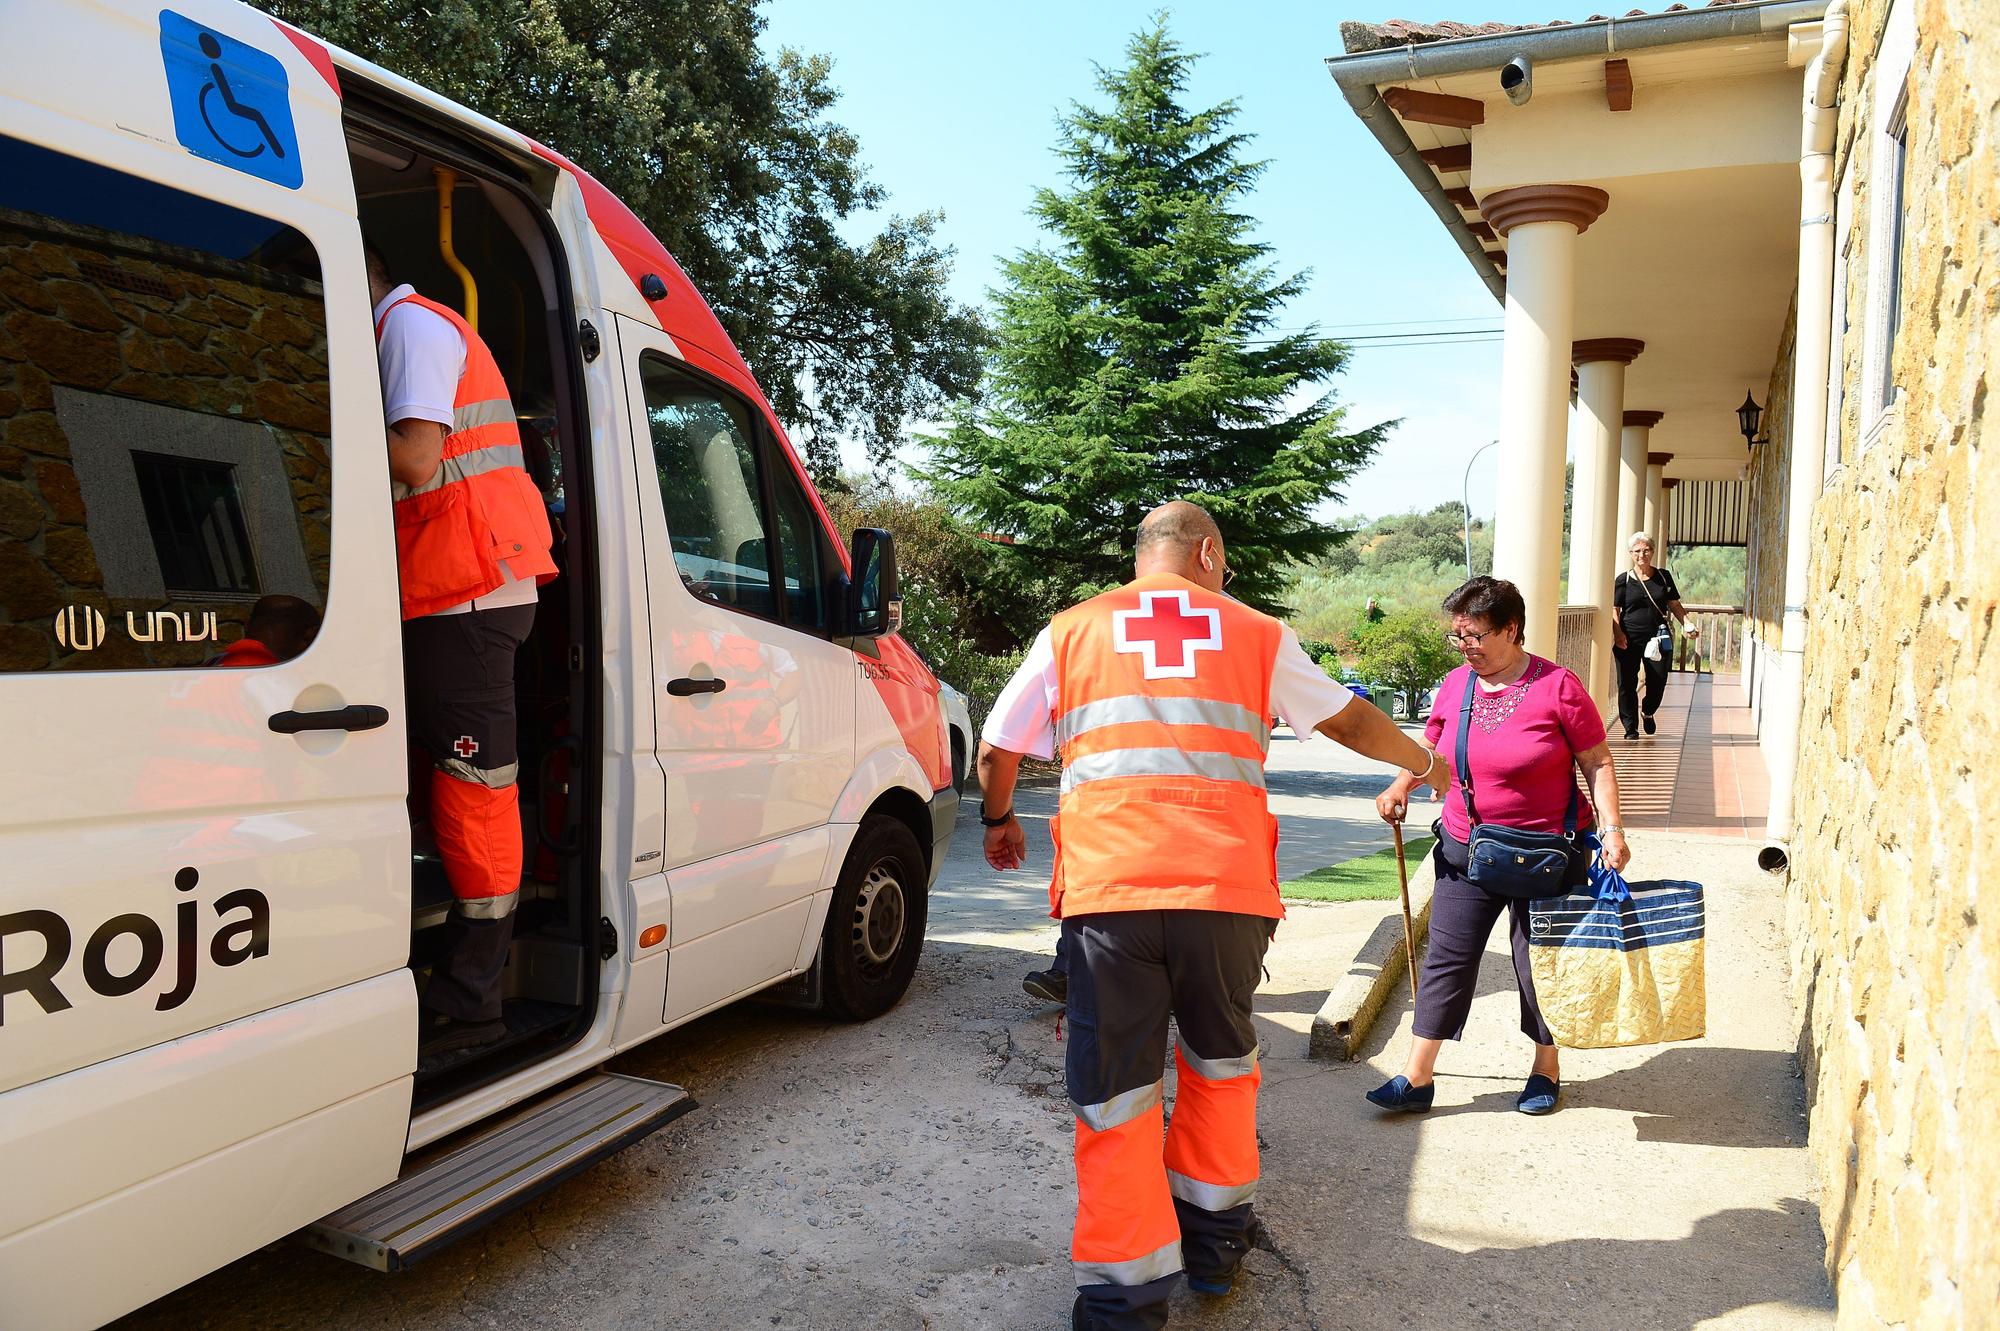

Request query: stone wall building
[
  {"left": 1775, "top": 0, "right": 1997, "bottom": 1322},
  {"left": 1328, "top": 1, "right": 1994, "bottom": 1324}
]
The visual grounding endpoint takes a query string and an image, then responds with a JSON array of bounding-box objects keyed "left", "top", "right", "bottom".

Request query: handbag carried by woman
[
  {"left": 1622, "top": 569, "right": 1676, "bottom": 662},
  {"left": 1445, "top": 669, "right": 1589, "bottom": 899}
]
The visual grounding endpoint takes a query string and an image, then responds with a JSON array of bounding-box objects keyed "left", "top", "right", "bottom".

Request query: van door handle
[
  {"left": 269, "top": 705, "right": 391, "bottom": 734},
  {"left": 666, "top": 677, "right": 727, "bottom": 697}
]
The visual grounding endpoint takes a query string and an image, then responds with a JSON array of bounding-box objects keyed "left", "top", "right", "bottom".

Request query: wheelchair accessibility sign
[{"left": 159, "top": 10, "right": 303, "bottom": 190}]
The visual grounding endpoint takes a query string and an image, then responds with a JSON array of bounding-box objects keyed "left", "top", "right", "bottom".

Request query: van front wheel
[{"left": 822, "top": 817, "right": 928, "bottom": 1020}]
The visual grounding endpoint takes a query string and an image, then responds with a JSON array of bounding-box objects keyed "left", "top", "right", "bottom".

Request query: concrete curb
[{"left": 1306, "top": 849, "right": 1438, "bottom": 1061}]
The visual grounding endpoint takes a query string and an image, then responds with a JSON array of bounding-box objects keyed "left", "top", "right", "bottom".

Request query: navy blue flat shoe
[
  {"left": 1186, "top": 1270, "right": 1235, "bottom": 1296},
  {"left": 1365, "top": 1075, "right": 1434, "bottom": 1112},
  {"left": 1517, "top": 1074, "right": 1560, "bottom": 1115}
]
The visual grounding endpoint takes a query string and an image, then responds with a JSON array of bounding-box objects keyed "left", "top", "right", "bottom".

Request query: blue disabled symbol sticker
[{"left": 159, "top": 10, "right": 303, "bottom": 190}]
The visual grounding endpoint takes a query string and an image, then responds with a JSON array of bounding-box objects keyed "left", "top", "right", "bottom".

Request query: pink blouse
[{"left": 1424, "top": 656, "right": 1606, "bottom": 841}]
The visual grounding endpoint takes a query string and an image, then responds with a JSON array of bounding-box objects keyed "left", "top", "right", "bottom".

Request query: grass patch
[{"left": 1281, "top": 836, "right": 1435, "bottom": 903}]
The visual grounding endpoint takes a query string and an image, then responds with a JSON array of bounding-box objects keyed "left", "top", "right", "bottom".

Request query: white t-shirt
[
  {"left": 982, "top": 621, "right": 1351, "bottom": 760},
  {"left": 373, "top": 285, "right": 538, "bottom": 615}
]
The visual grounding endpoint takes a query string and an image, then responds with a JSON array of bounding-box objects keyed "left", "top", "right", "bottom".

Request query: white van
[{"left": 0, "top": 4, "right": 958, "bottom": 1325}]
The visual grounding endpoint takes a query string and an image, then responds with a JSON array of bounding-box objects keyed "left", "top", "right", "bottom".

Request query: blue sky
[{"left": 760, "top": 1, "right": 1615, "bottom": 522}]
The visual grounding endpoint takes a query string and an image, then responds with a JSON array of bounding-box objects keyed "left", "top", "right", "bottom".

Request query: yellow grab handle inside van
[{"left": 433, "top": 167, "right": 478, "bottom": 331}]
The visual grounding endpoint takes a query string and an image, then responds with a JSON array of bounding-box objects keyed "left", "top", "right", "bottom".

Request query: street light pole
[{"left": 1462, "top": 439, "right": 1498, "bottom": 578}]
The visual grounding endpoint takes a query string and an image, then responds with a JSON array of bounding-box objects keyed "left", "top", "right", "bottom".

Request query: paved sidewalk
[
  {"left": 1193, "top": 828, "right": 1835, "bottom": 1330},
  {"left": 1612, "top": 672, "right": 1771, "bottom": 839}
]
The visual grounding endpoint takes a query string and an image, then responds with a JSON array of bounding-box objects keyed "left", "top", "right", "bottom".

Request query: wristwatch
[{"left": 979, "top": 803, "right": 1015, "bottom": 828}]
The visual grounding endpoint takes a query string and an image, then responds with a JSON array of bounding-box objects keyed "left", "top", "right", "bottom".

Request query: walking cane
[{"left": 1392, "top": 820, "right": 1419, "bottom": 1004}]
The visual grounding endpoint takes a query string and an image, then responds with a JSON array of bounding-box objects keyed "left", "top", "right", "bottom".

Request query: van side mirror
[{"left": 846, "top": 528, "right": 901, "bottom": 639}]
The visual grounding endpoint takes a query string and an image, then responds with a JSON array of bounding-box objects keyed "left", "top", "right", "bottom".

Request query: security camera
[{"left": 1501, "top": 55, "right": 1532, "bottom": 106}]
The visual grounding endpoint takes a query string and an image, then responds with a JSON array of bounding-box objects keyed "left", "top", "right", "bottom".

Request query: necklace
[{"left": 1470, "top": 658, "right": 1544, "bottom": 733}]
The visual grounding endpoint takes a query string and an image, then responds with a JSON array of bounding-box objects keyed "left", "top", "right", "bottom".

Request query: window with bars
[{"left": 133, "top": 453, "right": 260, "bottom": 597}]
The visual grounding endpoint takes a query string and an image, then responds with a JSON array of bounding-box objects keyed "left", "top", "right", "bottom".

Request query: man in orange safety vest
[
  {"left": 978, "top": 501, "right": 1444, "bottom": 1331},
  {"left": 368, "top": 245, "right": 557, "bottom": 1059}
]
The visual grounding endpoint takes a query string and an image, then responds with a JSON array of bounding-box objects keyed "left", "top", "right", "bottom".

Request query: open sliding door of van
[{"left": 0, "top": 4, "right": 413, "bottom": 1325}]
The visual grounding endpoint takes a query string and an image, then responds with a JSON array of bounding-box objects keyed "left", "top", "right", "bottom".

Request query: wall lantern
[{"left": 1737, "top": 391, "right": 1768, "bottom": 447}]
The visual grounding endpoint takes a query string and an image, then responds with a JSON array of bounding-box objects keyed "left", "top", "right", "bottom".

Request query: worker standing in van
[
  {"left": 367, "top": 246, "right": 558, "bottom": 1056},
  {"left": 977, "top": 502, "right": 1444, "bottom": 1331}
]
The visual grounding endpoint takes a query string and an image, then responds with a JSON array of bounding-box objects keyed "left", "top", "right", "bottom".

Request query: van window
[
  {"left": 0, "top": 134, "right": 331, "bottom": 671},
  {"left": 770, "top": 465, "right": 826, "bottom": 632},
  {"left": 640, "top": 355, "right": 778, "bottom": 620}
]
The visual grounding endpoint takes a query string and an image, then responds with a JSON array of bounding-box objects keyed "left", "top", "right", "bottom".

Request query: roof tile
[{"left": 1339, "top": 0, "right": 1746, "bottom": 54}]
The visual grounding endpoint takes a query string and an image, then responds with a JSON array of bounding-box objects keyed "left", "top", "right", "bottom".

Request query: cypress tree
[{"left": 924, "top": 18, "right": 1388, "bottom": 618}]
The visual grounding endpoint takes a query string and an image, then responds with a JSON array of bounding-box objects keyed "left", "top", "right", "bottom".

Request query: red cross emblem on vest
[
  {"left": 1112, "top": 590, "right": 1223, "bottom": 679},
  {"left": 453, "top": 735, "right": 480, "bottom": 759}
]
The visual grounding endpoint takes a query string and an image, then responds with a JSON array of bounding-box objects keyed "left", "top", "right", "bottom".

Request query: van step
[{"left": 302, "top": 1073, "right": 694, "bottom": 1271}]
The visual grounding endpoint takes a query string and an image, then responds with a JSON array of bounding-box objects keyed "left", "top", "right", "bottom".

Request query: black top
[{"left": 1615, "top": 567, "right": 1680, "bottom": 639}]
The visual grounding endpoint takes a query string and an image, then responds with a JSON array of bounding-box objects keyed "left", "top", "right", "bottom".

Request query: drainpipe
[{"left": 1759, "top": 0, "right": 1849, "bottom": 873}]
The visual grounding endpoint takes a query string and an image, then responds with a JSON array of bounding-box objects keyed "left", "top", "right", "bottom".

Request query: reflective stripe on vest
[
  {"left": 1046, "top": 574, "right": 1284, "bottom": 918},
  {"left": 1054, "top": 695, "right": 1272, "bottom": 750},
  {"left": 376, "top": 293, "right": 557, "bottom": 619},
  {"left": 1060, "top": 747, "right": 1267, "bottom": 796}
]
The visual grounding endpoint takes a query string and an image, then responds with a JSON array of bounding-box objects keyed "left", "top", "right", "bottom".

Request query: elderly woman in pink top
[{"left": 1367, "top": 576, "right": 1630, "bottom": 1116}]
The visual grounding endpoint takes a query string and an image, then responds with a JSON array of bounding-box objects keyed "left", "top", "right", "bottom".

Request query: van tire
[{"left": 822, "top": 817, "right": 928, "bottom": 1021}]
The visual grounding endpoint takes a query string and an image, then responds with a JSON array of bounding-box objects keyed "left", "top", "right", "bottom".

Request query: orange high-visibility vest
[
  {"left": 1049, "top": 573, "right": 1284, "bottom": 920},
  {"left": 376, "top": 293, "right": 557, "bottom": 620}
]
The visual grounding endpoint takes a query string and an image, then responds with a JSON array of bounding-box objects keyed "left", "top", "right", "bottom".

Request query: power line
[
  {"left": 1258, "top": 315, "right": 1507, "bottom": 335},
  {"left": 1241, "top": 330, "right": 1502, "bottom": 348}
]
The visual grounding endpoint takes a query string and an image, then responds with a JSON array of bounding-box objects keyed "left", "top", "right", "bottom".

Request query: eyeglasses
[
  {"left": 1445, "top": 627, "right": 1503, "bottom": 649},
  {"left": 1221, "top": 565, "right": 1237, "bottom": 589}
]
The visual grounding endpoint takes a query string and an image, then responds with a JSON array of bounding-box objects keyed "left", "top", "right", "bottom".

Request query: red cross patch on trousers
[{"left": 1112, "top": 590, "right": 1223, "bottom": 679}]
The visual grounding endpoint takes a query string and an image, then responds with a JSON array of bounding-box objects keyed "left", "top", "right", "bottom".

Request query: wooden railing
[
  {"left": 1676, "top": 603, "right": 1744, "bottom": 673},
  {"left": 1555, "top": 604, "right": 1595, "bottom": 682}
]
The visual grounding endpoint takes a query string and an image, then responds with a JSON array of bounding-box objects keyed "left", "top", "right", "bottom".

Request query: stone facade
[
  {"left": 1747, "top": 299, "right": 1797, "bottom": 654},
  {"left": 0, "top": 210, "right": 332, "bottom": 671},
  {"left": 1781, "top": 1, "right": 2000, "bottom": 1326}
]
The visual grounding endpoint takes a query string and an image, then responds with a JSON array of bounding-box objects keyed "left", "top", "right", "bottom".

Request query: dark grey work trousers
[
  {"left": 1064, "top": 910, "right": 1273, "bottom": 1331},
  {"left": 1411, "top": 843, "right": 1554, "bottom": 1046}
]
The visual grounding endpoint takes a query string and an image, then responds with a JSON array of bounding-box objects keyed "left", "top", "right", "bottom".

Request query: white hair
[{"left": 1628, "top": 531, "right": 1655, "bottom": 549}]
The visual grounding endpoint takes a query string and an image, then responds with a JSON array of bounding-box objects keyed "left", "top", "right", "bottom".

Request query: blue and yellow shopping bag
[{"left": 1526, "top": 854, "right": 1706, "bottom": 1048}]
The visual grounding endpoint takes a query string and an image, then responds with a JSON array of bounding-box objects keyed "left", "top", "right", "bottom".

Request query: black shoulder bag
[{"left": 1451, "top": 669, "right": 1588, "bottom": 899}]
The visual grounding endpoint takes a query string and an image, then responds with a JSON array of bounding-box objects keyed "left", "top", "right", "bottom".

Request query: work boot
[
  {"left": 419, "top": 1009, "right": 508, "bottom": 1056},
  {"left": 1023, "top": 966, "right": 1068, "bottom": 1004}
]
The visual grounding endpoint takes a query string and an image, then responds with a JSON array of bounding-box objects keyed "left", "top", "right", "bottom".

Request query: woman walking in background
[
  {"left": 1611, "top": 532, "right": 1699, "bottom": 740},
  {"left": 1366, "top": 577, "right": 1630, "bottom": 1116}
]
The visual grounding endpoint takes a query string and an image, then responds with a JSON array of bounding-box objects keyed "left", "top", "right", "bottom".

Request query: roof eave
[{"left": 1325, "top": 0, "right": 1830, "bottom": 306}]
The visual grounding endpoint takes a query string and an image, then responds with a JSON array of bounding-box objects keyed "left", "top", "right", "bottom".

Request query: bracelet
[
  {"left": 979, "top": 804, "right": 1015, "bottom": 828},
  {"left": 1408, "top": 751, "right": 1439, "bottom": 782},
  {"left": 1598, "top": 824, "right": 1625, "bottom": 835}
]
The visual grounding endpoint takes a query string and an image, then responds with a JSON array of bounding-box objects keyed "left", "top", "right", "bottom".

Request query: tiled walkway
[{"left": 1609, "top": 671, "right": 1771, "bottom": 837}]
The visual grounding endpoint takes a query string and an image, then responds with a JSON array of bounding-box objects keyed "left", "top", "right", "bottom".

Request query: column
[
  {"left": 1480, "top": 184, "right": 1611, "bottom": 654},
  {"left": 1571, "top": 339, "right": 1644, "bottom": 710},
  {"left": 1619, "top": 410, "right": 1661, "bottom": 554},
  {"left": 1659, "top": 477, "right": 1679, "bottom": 560},
  {"left": 1643, "top": 452, "right": 1670, "bottom": 556}
]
